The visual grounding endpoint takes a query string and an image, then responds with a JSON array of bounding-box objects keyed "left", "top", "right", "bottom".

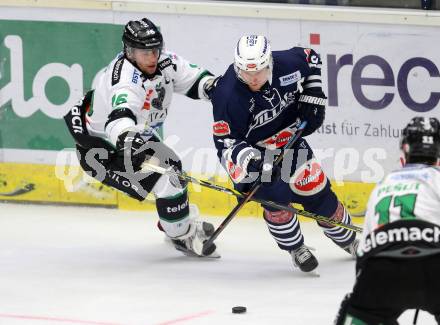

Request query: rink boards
[{"left": 0, "top": 162, "right": 373, "bottom": 220}]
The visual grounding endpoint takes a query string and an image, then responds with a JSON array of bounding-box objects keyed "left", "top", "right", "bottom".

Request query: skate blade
[
  {"left": 309, "top": 270, "right": 320, "bottom": 277},
  {"left": 175, "top": 245, "right": 221, "bottom": 259},
  {"left": 293, "top": 265, "right": 320, "bottom": 277}
]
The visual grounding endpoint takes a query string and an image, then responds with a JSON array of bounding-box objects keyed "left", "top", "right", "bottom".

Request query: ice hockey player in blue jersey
[{"left": 209, "top": 35, "right": 359, "bottom": 272}]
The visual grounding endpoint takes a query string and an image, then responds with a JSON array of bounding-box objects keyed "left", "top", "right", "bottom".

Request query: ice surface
[{"left": 0, "top": 203, "right": 435, "bottom": 325}]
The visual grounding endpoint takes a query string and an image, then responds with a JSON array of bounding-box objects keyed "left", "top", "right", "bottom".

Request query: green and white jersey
[
  {"left": 85, "top": 50, "right": 212, "bottom": 145},
  {"left": 359, "top": 164, "right": 440, "bottom": 253}
]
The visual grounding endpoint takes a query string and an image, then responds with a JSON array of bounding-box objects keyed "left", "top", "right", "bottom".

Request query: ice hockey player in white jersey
[
  {"left": 64, "top": 18, "right": 219, "bottom": 258},
  {"left": 335, "top": 117, "right": 440, "bottom": 325}
]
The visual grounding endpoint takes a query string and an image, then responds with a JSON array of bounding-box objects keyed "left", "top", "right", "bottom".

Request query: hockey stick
[
  {"left": 141, "top": 161, "right": 362, "bottom": 233},
  {"left": 413, "top": 309, "right": 419, "bottom": 325},
  {"left": 0, "top": 183, "right": 35, "bottom": 197}
]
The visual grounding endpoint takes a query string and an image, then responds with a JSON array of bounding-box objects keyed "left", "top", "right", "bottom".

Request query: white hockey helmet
[{"left": 234, "top": 35, "right": 272, "bottom": 74}]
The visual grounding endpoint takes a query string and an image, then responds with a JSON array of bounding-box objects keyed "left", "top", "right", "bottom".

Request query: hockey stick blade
[
  {"left": 141, "top": 161, "right": 363, "bottom": 233},
  {"left": 0, "top": 183, "right": 35, "bottom": 197}
]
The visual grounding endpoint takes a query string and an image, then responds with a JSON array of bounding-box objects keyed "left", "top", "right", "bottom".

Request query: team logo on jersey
[
  {"left": 279, "top": 71, "right": 301, "bottom": 86},
  {"left": 263, "top": 91, "right": 278, "bottom": 107},
  {"left": 152, "top": 86, "right": 165, "bottom": 110},
  {"left": 247, "top": 90, "right": 298, "bottom": 135},
  {"left": 256, "top": 121, "right": 300, "bottom": 149},
  {"left": 289, "top": 158, "right": 327, "bottom": 196},
  {"left": 213, "top": 120, "right": 231, "bottom": 136},
  {"left": 258, "top": 130, "right": 293, "bottom": 149}
]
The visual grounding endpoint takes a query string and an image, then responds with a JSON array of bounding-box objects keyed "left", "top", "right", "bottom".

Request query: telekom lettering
[{"left": 327, "top": 54, "right": 440, "bottom": 112}]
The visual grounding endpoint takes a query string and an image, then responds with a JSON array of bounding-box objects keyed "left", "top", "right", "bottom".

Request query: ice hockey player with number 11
[
  {"left": 209, "top": 35, "right": 359, "bottom": 273},
  {"left": 335, "top": 117, "right": 440, "bottom": 325}
]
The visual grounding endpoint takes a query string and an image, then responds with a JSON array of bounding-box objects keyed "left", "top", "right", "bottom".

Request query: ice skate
[
  {"left": 171, "top": 220, "right": 220, "bottom": 258},
  {"left": 342, "top": 238, "right": 359, "bottom": 257},
  {"left": 169, "top": 205, "right": 220, "bottom": 258},
  {"left": 291, "top": 244, "right": 319, "bottom": 273}
]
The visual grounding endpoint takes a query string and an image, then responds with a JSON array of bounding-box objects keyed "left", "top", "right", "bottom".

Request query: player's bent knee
[
  {"left": 263, "top": 209, "right": 293, "bottom": 224},
  {"left": 151, "top": 167, "right": 186, "bottom": 198},
  {"left": 318, "top": 200, "right": 346, "bottom": 227},
  {"left": 148, "top": 142, "right": 193, "bottom": 238},
  {"left": 144, "top": 141, "right": 184, "bottom": 172}
]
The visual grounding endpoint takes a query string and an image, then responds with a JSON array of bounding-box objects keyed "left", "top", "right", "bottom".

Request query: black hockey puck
[{"left": 232, "top": 306, "right": 247, "bottom": 314}]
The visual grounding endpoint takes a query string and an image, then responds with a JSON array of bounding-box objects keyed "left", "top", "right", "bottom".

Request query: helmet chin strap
[
  {"left": 267, "top": 59, "right": 273, "bottom": 85},
  {"left": 400, "top": 156, "right": 406, "bottom": 167}
]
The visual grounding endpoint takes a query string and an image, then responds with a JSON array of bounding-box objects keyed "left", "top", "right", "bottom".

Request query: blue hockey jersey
[{"left": 210, "top": 47, "right": 325, "bottom": 183}]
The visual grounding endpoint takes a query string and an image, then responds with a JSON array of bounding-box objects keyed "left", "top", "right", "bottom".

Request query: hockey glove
[
  {"left": 116, "top": 131, "right": 159, "bottom": 171},
  {"left": 297, "top": 90, "right": 326, "bottom": 136},
  {"left": 203, "top": 75, "right": 221, "bottom": 100},
  {"left": 242, "top": 149, "right": 280, "bottom": 184}
]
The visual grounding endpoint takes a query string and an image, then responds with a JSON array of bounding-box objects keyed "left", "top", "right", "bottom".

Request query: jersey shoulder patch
[
  {"left": 158, "top": 57, "right": 176, "bottom": 71},
  {"left": 213, "top": 120, "right": 231, "bottom": 136}
]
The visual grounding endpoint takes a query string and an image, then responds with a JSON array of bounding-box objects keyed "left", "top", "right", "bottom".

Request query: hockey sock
[
  {"left": 318, "top": 201, "right": 356, "bottom": 247},
  {"left": 156, "top": 190, "right": 191, "bottom": 238},
  {"left": 263, "top": 209, "right": 304, "bottom": 251}
]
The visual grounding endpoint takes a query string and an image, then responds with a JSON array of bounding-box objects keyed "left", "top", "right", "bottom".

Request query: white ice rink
[{"left": 0, "top": 203, "right": 436, "bottom": 325}]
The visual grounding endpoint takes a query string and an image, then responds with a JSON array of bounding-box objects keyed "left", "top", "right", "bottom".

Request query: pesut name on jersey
[{"left": 279, "top": 71, "right": 301, "bottom": 86}]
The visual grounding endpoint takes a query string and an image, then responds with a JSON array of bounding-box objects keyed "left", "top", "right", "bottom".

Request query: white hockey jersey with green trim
[
  {"left": 85, "top": 50, "right": 211, "bottom": 145},
  {"left": 359, "top": 164, "right": 440, "bottom": 252}
]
